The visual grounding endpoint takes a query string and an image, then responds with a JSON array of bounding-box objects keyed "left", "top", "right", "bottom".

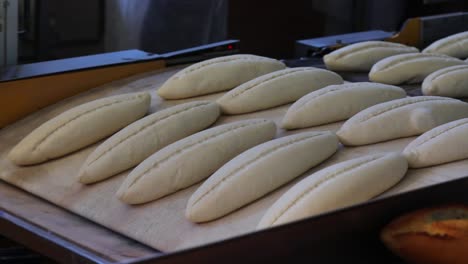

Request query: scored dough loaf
[
  {"left": 216, "top": 67, "right": 343, "bottom": 114},
  {"left": 79, "top": 101, "right": 220, "bottom": 184},
  {"left": 369, "top": 53, "right": 465, "bottom": 85},
  {"left": 282, "top": 82, "right": 406, "bottom": 129},
  {"left": 324, "top": 41, "right": 418, "bottom": 71},
  {"left": 403, "top": 118, "right": 468, "bottom": 168},
  {"left": 423, "top": 31, "right": 468, "bottom": 58},
  {"left": 422, "top": 65, "right": 468, "bottom": 98},
  {"left": 186, "top": 131, "right": 339, "bottom": 223},
  {"left": 117, "top": 119, "right": 276, "bottom": 205},
  {"left": 337, "top": 96, "right": 468, "bottom": 146},
  {"left": 157, "top": 54, "right": 286, "bottom": 99},
  {"left": 257, "top": 153, "right": 408, "bottom": 229},
  {"left": 8, "top": 92, "right": 151, "bottom": 165}
]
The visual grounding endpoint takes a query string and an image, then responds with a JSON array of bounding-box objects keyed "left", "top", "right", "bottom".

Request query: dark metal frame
[{"left": 0, "top": 210, "right": 109, "bottom": 264}]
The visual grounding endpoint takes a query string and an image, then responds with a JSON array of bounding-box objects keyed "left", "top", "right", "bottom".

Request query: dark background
[{"left": 17, "top": 0, "right": 468, "bottom": 63}]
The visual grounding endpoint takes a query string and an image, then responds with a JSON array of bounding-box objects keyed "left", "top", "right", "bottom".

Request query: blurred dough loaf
[
  {"left": 157, "top": 54, "right": 286, "bottom": 99},
  {"left": 337, "top": 96, "right": 468, "bottom": 146},
  {"left": 217, "top": 67, "right": 343, "bottom": 114},
  {"left": 403, "top": 118, "right": 468, "bottom": 168},
  {"left": 369, "top": 53, "right": 465, "bottom": 85},
  {"left": 117, "top": 119, "right": 276, "bottom": 205},
  {"left": 282, "top": 82, "right": 406, "bottom": 129},
  {"left": 324, "top": 41, "right": 418, "bottom": 71},
  {"left": 423, "top": 31, "right": 468, "bottom": 58},
  {"left": 257, "top": 153, "right": 408, "bottom": 229},
  {"left": 186, "top": 131, "right": 339, "bottom": 223},
  {"left": 381, "top": 204, "right": 468, "bottom": 264},
  {"left": 79, "top": 101, "right": 220, "bottom": 184},
  {"left": 422, "top": 65, "right": 468, "bottom": 97},
  {"left": 8, "top": 92, "right": 151, "bottom": 165}
]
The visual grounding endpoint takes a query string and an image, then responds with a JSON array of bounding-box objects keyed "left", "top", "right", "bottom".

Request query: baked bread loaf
[
  {"left": 117, "top": 119, "right": 276, "bottom": 204},
  {"left": 423, "top": 31, "right": 468, "bottom": 58},
  {"left": 282, "top": 82, "right": 406, "bottom": 129},
  {"left": 403, "top": 118, "right": 468, "bottom": 168},
  {"left": 8, "top": 92, "right": 151, "bottom": 165},
  {"left": 217, "top": 67, "right": 343, "bottom": 114},
  {"left": 422, "top": 65, "right": 468, "bottom": 98},
  {"left": 79, "top": 101, "right": 220, "bottom": 184},
  {"left": 257, "top": 153, "right": 408, "bottom": 229},
  {"left": 157, "top": 54, "right": 286, "bottom": 99},
  {"left": 381, "top": 204, "right": 468, "bottom": 264},
  {"left": 369, "top": 53, "right": 465, "bottom": 85},
  {"left": 186, "top": 131, "right": 339, "bottom": 223},
  {"left": 337, "top": 96, "right": 468, "bottom": 146},
  {"left": 324, "top": 41, "right": 418, "bottom": 71}
]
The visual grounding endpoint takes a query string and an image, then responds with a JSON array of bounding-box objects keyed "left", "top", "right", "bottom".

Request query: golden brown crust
[{"left": 381, "top": 204, "right": 468, "bottom": 264}]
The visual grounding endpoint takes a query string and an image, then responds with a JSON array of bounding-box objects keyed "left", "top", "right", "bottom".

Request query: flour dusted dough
[
  {"left": 186, "top": 131, "right": 339, "bottom": 222},
  {"left": 324, "top": 41, "right": 418, "bottom": 71},
  {"left": 117, "top": 119, "right": 276, "bottom": 204},
  {"left": 216, "top": 67, "right": 343, "bottom": 114},
  {"left": 423, "top": 31, "right": 468, "bottom": 58},
  {"left": 8, "top": 92, "right": 151, "bottom": 165},
  {"left": 422, "top": 65, "right": 468, "bottom": 98},
  {"left": 257, "top": 153, "right": 408, "bottom": 229},
  {"left": 337, "top": 96, "right": 468, "bottom": 146},
  {"left": 157, "top": 54, "right": 286, "bottom": 99},
  {"left": 79, "top": 101, "right": 220, "bottom": 184},
  {"left": 369, "top": 53, "right": 465, "bottom": 85},
  {"left": 282, "top": 82, "right": 406, "bottom": 129},
  {"left": 403, "top": 118, "right": 468, "bottom": 168}
]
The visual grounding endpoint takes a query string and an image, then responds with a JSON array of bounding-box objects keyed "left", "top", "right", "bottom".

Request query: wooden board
[
  {"left": 0, "top": 181, "right": 159, "bottom": 263},
  {"left": 1, "top": 66, "right": 468, "bottom": 253}
]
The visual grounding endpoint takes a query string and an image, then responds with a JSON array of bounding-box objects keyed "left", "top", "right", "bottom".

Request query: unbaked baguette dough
[
  {"left": 423, "top": 31, "right": 468, "bottom": 58},
  {"left": 186, "top": 131, "right": 339, "bottom": 223},
  {"left": 257, "top": 153, "right": 408, "bottom": 229},
  {"left": 403, "top": 118, "right": 468, "bottom": 168},
  {"left": 369, "top": 53, "right": 465, "bottom": 85},
  {"left": 324, "top": 41, "right": 418, "bottom": 71},
  {"left": 422, "top": 65, "right": 468, "bottom": 97},
  {"left": 117, "top": 119, "right": 276, "bottom": 204},
  {"left": 216, "top": 67, "right": 343, "bottom": 114},
  {"left": 337, "top": 96, "right": 468, "bottom": 146},
  {"left": 157, "top": 54, "right": 286, "bottom": 99},
  {"left": 282, "top": 82, "right": 406, "bottom": 129},
  {"left": 8, "top": 92, "right": 151, "bottom": 165},
  {"left": 79, "top": 101, "right": 220, "bottom": 184}
]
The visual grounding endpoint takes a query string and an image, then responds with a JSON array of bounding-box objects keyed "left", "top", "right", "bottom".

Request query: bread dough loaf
[
  {"left": 403, "top": 118, "right": 468, "bottom": 168},
  {"left": 186, "top": 131, "right": 339, "bottom": 223},
  {"left": 117, "top": 119, "right": 276, "bottom": 204},
  {"left": 8, "top": 92, "right": 151, "bottom": 165},
  {"left": 369, "top": 53, "right": 465, "bottom": 85},
  {"left": 282, "top": 82, "right": 406, "bottom": 129},
  {"left": 337, "top": 96, "right": 468, "bottom": 146},
  {"left": 216, "top": 67, "right": 343, "bottom": 114},
  {"left": 422, "top": 65, "right": 468, "bottom": 98},
  {"left": 423, "top": 31, "right": 468, "bottom": 58},
  {"left": 157, "top": 54, "right": 286, "bottom": 99},
  {"left": 324, "top": 41, "right": 418, "bottom": 71},
  {"left": 257, "top": 153, "right": 408, "bottom": 229},
  {"left": 79, "top": 101, "right": 220, "bottom": 184}
]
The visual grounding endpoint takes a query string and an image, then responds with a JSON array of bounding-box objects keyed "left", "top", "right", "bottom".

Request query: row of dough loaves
[
  {"left": 324, "top": 32, "right": 468, "bottom": 91},
  {"left": 324, "top": 31, "right": 468, "bottom": 73},
  {"left": 9, "top": 52, "right": 468, "bottom": 232},
  {"left": 258, "top": 116, "right": 468, "bottom": 229}
]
